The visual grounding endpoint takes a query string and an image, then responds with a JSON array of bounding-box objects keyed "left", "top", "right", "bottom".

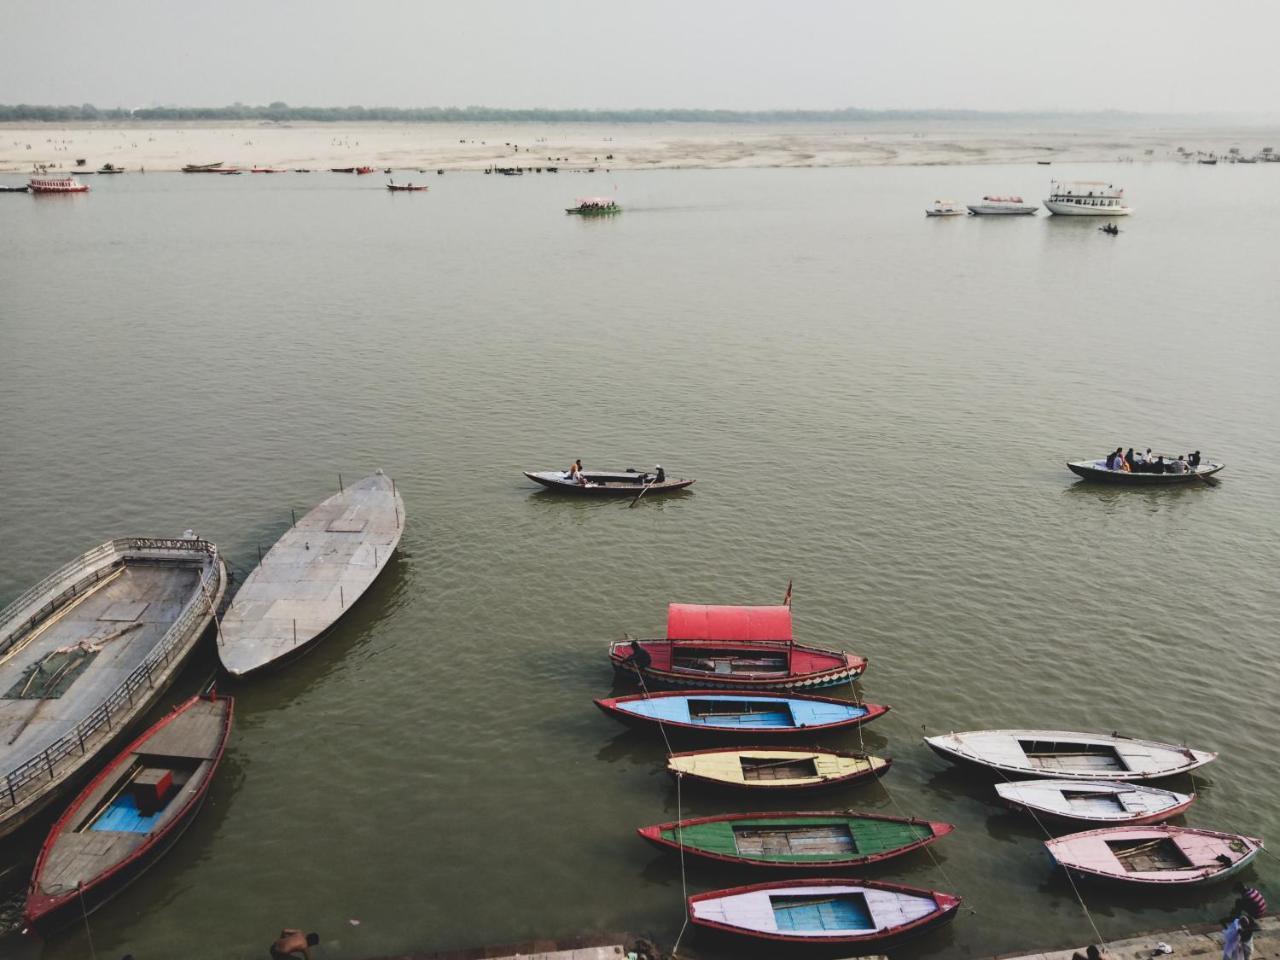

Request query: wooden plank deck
[{"left": 217, "top": 471, "right": 404, "bottom": 676}]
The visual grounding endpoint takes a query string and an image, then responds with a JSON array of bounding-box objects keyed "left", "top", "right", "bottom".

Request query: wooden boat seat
[
  {"left": 1106, "top": 837, "right": 1193, "bottom": 872},
  {"left": 741, "top": 757, "right": 818, "bottom": 781},
  {"left": 734, "top": 824, "right": 856, "bottom": 856}
]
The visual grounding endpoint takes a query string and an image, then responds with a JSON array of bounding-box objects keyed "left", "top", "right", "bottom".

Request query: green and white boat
[
  {"left": 638, "top": 810, "right": 953, "bottom": 869},
  {"left": 565, "top": 197, "right": 620, "bottom": 215}
]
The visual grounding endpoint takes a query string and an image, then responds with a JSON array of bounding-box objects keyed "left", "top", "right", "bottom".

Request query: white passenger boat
[
  {"left": 966, "top": 195, "right": 1037, "bottom": 216},
  {"left": 925, "top": 200, "right": 966, "bottom": 217},
  {"left": 217, "top": 471, "right": 405, "bottom": 677},
  {"left": 924, "top": 730, "right": 1216, "bottom": 781},
  {"left": 0, "top": 537, "right": 226, "bottom": 838},
  {"left": 1044, "top": 180, "right": 1133, "bottom": 216},
  {"left": 996, "top": 780, "right": 1194, "bottom": 826}
]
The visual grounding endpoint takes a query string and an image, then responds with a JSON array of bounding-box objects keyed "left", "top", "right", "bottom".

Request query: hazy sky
[{"left": 3, "top": 0, "right": 1276, "bottom": 114}]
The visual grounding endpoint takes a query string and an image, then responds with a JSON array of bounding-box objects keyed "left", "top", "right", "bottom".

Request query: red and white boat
[
  {"left": 28, "top": 176, "right": 88, "bottom": 194},
  {"left": 1045, "top": 825, "right": 1264, "bottom": 886},
  {"left": 609, "top": 603, "right": 866, "bottom": 691},
  {"left": 996, "top": 780, "right": 1194, "bottom": 826},
  {"left": 355, "top": 166, "right": 376, "bottom": 175}
]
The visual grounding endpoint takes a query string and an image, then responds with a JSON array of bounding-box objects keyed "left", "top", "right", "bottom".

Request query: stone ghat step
[{"left": 991, "top": 917, "right": 1278, "bottom": 960}]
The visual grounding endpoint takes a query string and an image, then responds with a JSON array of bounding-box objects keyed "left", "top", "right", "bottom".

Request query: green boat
[
  {"left": 565, "top": 197, "right": 621, "bottom": 215},
  {"left": 638, "top": 810, "right": 953, "bottom": 869}
]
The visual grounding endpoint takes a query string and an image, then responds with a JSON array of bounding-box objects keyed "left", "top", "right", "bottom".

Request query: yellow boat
[{"left": 667, "top": 746, "right": 890, "bottom": 791}]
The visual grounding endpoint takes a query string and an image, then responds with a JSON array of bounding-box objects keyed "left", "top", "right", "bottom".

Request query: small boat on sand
[
  {"left": 924, "top": 730, "right": 1216, "bottom": 781},
  {"left": 668, "top": 746, "right": 890, "bottom": 791},
  {"left": 1045, "top": 825, "right": 1263, "bottom": 885},
  {"left": 996, "top": 780, "right": 1194, "bottom": 826},
  {"left": 610, "top": 603, "right": 865, "bottom": 691},
  {"left": 687, "top": 877, "right": 961, "bottom": 948},
  {"left": 639, "top": 810, "right": 953, "bottom": 869},
  {"left": 216, "top": 471, "right": 405, "bottom": 677},
  {"left": 524, "top": 468, "right": 693, "bottom": 496},
  {"left": 23, "top": 694, "right": 233, "bottom": 934},
  {"left": 595, "top": 690, "right": 888, "bottom": 737},
  {"left": 1067, "top": 458, "right": 1223, "bottom": 484},
  {"left": 386, "top": 182, "right": 429, "bottom": 192}
]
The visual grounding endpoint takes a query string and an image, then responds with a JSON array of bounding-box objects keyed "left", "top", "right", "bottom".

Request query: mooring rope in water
[{"left": 78, "top": 882, "right": 98, "bottom": 960}]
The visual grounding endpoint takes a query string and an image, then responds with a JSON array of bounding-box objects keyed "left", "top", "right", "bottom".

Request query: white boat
[
  {"left": 996, "top": 780, "right": 1194, "bottom": 825},
  {"left": 925, "top": 200, "right": 966, "bottom": 217},
  {"left": 217, "top": 471, "right": 405, "bottom": 676},
  {"left": 924, "top": 730, "right": 1216, "bottom": 781},
  {"left": 966, "top": 195, "right": 1037, "bottom": 216},
  {"left": 1044, "top": 180, "right": 1133, "bottom": 216}
]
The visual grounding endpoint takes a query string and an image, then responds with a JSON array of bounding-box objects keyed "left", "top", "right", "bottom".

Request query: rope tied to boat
[{"left": 79, "top": 881, "right": 98, "bottom": 960}]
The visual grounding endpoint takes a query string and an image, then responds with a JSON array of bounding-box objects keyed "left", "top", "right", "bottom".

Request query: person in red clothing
[{"left": 1230, "top": 882, "right": 1267, "bottom": 921}]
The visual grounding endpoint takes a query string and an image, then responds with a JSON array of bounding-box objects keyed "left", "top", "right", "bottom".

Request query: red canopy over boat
[{"left": 666, "top": 604, "right": 792, "bottom": 643}]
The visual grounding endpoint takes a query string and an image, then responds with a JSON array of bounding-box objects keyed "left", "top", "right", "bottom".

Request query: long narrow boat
[
  {"left": 0, "top": 537, "right": 226, "bottom": 840},
  {"left": 525, "top": 469, "right": 694, "bottom": 496},
  {"left": 217, "top": 471, "right": 405, "bottom": 677},
  {"left": 924, "top": 730, "right": 1216, "bottom": 781},
  {"left": 387, "top": 182, "right": 429, "bottom": 192},
  {"left": 181, "top": 162, "right": 224, "bottom": 173},
  {"left": 668, "top": 746, "right": 890, "bottom": 791},
  {"left": 1045, "top": 825, "right": 1263, "bottom": 885},
  {"left": 639, "top": 811, "right": 953, "bottom": 869},
  {"left": 595, "top": 691, "right": 888, "bottom": 737},
  {"left": 996, "top": 780, "right": 1194, "bottom": 826},
  {"left": 1067, "top": 459, "right": 1224, "bottom": 484},
  {"left": 609, "top": 604, "right": 866, "bottom": 691},
  {"left": 687, "top": 877, "right": 961, "bottom": 948},
  {"left": 23, "top": 694, "right": 233, "bottom": 934}
]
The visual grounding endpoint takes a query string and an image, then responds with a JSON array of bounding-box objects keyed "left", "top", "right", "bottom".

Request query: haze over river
[{"left": 1, "top": 158, "right": 1277, "bottom": 960}]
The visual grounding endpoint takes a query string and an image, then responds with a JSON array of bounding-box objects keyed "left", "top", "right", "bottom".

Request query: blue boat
[{"left": 594, "top": 690, "right": 888, "bottom": 736}]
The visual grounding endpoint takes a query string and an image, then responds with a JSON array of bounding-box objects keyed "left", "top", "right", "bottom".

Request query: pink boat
[{"left": 1046, "top": 825, "right": 1263, "bottom": 885}]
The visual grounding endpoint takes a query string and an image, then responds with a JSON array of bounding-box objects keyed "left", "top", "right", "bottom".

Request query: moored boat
[
  {"left": 525, "top": 468, "right": 693, "bottom": 496},
  {"left": 181, "top": 162, "right": 224, "bottom": 173},
  {"left": 28, "top": 176, "right": 88, "bottom": 194},
  {"left": 250, "top": 167, "right": 286, "bottom": 173},
  {"left": 97, "top": 164, "right": 124, "bottom": 174},
  {"left": 668, "top": 746, "right": 890, "bottom": 791},
  {"left": 387, "top": 181, "right": 429, "bottom": 192},
  {"left": 1045, "top": 825, "right": 1263, "bottom": 885},
  {"left": 996, "top": 780, "right": 1194, "bottom": 826},
  {"left": 609, "top": 603, "right": 865, "bottom": 691},
  {"left": 639, "top": 810, "right": 953, "bottom": 869},
  {"left": 1044, "top": 180, "right": 1133, "bottom": 216},
  {"left": 0, "top": 537, "right": 226, "bottom": 839},
  {"left": 925, "top": 200, "right": 965, "bottom": 217},
  {"left": 0, "top": 184, "right": 30, "bottom": 193},
  {"left": 966, "top": 195, "right": 1037, "bottom": 215},
  {"left": 565, "top": 197, "right": 620, "bottom": 215},
  {"left": 216, "top": 471, "right": 405, "bottom": 677},
  {"left": 595, "top": 690, "right": 888, "bottom": 737},
  {"left": 22, "top": 694, "right": 233, "bottom": 934},
  {"left": 924, "top": 730, "right": 1216, "bottom": 781},
  {"left": 1067, "top": 458, "right": 1223, "bottom": 484},
  {"left": 687, "top": 877, "right": 961, "bottom": 947},
  {"left": 331, "top": 167, "right": 356, "bottom": 173}
]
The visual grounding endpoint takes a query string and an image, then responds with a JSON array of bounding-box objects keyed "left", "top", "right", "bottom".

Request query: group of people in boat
[
  {"left": 564, "top": 460, "right": 665, "bottom": 486},
  {"left": 1103, "top": 447, "right": 1201, "bottom": 474}
]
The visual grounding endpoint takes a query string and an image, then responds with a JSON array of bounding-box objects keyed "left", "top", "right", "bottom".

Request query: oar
[{"left": 629, "top": 475, "right": 659, "bottom": 508}]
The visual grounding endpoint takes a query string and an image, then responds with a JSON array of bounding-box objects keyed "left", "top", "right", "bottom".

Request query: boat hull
[
  {"left": 1067, "top": 460, "right": 1223, "bottom": 484},
  {"left": 1045, "top": 825, "right": 1263, "bottom": 886},
  {"left": 595, "top": 691, "right": 888, "bottom": 737},
  {"left": 639, "top": 810, "right": 953, "bottom": 869},
  {"left": 525, "top": 470, "right": 694, "bottom": 496}
]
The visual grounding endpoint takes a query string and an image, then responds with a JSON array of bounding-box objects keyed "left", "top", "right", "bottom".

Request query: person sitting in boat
[
  {"left": 1171, "top": 456, "right": 1188, "bottom": 474},
  {"left": 1133, "top": 449, "right": 1149, "bottom": 470},
  {"left": 654, "top": 464, "right": 665, "bottom": 483},
  {"left": 620, "top": 640, "right": 652, "bottom": 673},
  {"left": 1124, "top": 448, "right": 1136, "bottom": 471},
  {"left": 1104, "top": 449, "right": 1120, "bottom": 470},
  {"left": 1190, "top": 450, "right": 1202, "bottom": 468},
  {"left": 270, "top": 929, "right": 320, "bottom": 960},
  {"left": 566, "top": 459, "right": 583, "bottom": 481},
  {"left": 1151, "top": 455, "right": 1167, "bottom": 474}
]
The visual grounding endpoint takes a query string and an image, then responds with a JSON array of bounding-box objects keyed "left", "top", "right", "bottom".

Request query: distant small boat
[
  {"left": 925, "top": 200, "right": 965, "bottom": 217},
  {"left": 687, "top": 877, "right": 961, "bottom": 948},
  {"left": 28, "top": 176, "right": 88, "bottom": 194},
  {"left": 181, "top": 161, "right": 223, "bottom": 173},
  {"left": 0, "top": 184, "right": 29, "bottom": 193},
  {"left": 250, "top": 167, "right": 286, "bottom": 173},
  {"left": 967, "top": 195, "right": 1037, "bottom": 215},
  {"left": 566, "top": 197, "right": 620, "bottom": 215},
  {"left": 1100, "top": 223, "right": 1121, "bottom": 235},
  {"left": 924, "top": 730, "right": 1216, "bottom": 781},
  {"left": 1199, "top": 158, "right": 1218, "bottom": 165},
  {"left": 595, "top": 690, "right": 888, "bottom": 737},
  {"left": 1038, "top": 160, "right": 1052, "bottom": 165},
  {"left": 293, "top": 169, "right": 313, "bottom": 173},
  {"left": 387, "top": 182, "right": 429, "bottom": 192},
  {"left": 639, "top": 810, "right": 953, "bottom": 869},
  {"left": 610, "top": 603, "right": 865, "bottom": 691},
  {"left": 1045, "top": 825, "right": 1263, "bottom": 885},
  {"left": 525, "top": 468, "right": 693, "bottom": 496},
  {"left": 331, "top": 167, "right": 356, "bottom": 173},
  {"left": 996, "top": 780, "right": 1194, "bottom": 826},
  {"left": 97, "top": 164, "right": 124, "bottom": 174},
  {"left": 355, "top": 166, "right": 376, "bottom": 175},
  {"left": 1067, "top": 459, "right": 1223, "bottom": 484},
  {"left": 218, "top": 169, "right": 243, "bottom": 175},
  {"left": 668, "top": 746, "right": 890, "bottom": 791},
  {"left": 23, "top": 694, "right": 233, "bottom": 934}
]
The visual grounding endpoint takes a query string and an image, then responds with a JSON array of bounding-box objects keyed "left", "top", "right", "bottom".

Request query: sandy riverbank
[{"left": 2, "top": 121, "right": 1278, "bottom": 173}]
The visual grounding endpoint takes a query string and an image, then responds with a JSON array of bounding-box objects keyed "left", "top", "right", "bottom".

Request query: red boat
[
  {"left": 355, "top": 166, "right": 376, "bottom": 174},
  {"left": 609, "top": 603, "right": 866, "bottom": 691},
  {"left": 23, "top": 694, "right": 234, "bottom": 935},
  {"left": 28, "top": 176, "right": 88, "bottom": 194}
]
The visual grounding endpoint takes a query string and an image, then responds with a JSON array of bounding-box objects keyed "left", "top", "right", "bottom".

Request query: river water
[{"left": 1, "top": 159, "right": 1278, "bottom": 960}]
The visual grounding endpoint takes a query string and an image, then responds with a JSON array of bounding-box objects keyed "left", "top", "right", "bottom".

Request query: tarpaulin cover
[{"left": 666, "top": 604, "right": 793, "bottom": 642}]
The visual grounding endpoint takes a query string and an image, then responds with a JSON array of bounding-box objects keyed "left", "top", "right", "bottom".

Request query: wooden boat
[
  {"left": 639, "top": 810, "right": 953, "bottom": 869},
  {"left": 23, "top": 694, "right": 233, "bottom": 934},
  {"left": 181, "top": 162, "right": 223, "bottom": 173},
  {"left": 217, "top": 471, "right": 405, "bottom": 676},
  {"left": 331, "top": 167, "right": 356, "bottom": 173},
  {"left": 0, "top": 184, "right": 30, "bottom": 193},
  {"left": 609, "top": 604, "right": 866, "bottom": 691},
  {"left": 0, "top": 537, "right": 226, "bottom": 839},
  {"left": 668, "top": 746, "right": 890, "bottom": 791},
  {"left": 566, "top": 197, "right": 620, "bottom": 215},
  {"left": 687, "top": 877, "right": 961, "bottom": 948},
  {"left": 97, "top": 164, "right": 124, "bottom": 174},
  {"left": 355, "top": 166, "right": 376, "bottom": 175},
  {"left": 924, "top": 730, "right": 1216, "bottom": 781},
  {"left": 595, "top": 691, "right": 888, "bottom": 737},
  {"left": 996, "top": 780, "right": 1194, "bottom": 826},
  {"left": 387, "top": 182, "right": 429, "bottom": 192},
  {"left": 1067, "top": 458, "right": 1223, "bottom": 484},
  {"left": 28, "top": 177, "right": 89, "bottom": 194},
  {"left": 1045, "top": 825, "right": 1263, "bottom": 885},
  {"left": 250, "top": 167, "right": 286, "bottom": 173},
  {"left": 524, "top": 468, "right": 694, "bottom": 496}
]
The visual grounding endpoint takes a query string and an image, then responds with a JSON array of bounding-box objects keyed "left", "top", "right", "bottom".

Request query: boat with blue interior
[{"left": 595, "top": 690, "right": 888, "bottom": 737}]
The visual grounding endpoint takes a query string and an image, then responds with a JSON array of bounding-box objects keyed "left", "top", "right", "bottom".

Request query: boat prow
[{"left": 217, "top": 470, "right": 405, "bottom": 676}]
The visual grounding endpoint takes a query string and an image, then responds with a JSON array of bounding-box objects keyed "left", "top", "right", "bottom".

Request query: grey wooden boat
[
  {"left": 524, "top": 469, "right": 695, "bottom": 496},
  {"left": 217, "top": 470, "right": 405, "bottom": 677},
  {"left": 0, "top": 537, "right": 226, "bottom": 839},
  {"left": 1067, "top": 459, "right": 1223, "bottom": 484}
]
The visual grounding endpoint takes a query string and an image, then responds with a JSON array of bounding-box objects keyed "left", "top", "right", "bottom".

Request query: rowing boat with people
[
  {"left": 1067, "top": 458, "right": 1223, "bottom": 484},
  {"left": 524, "top": 468, "right": 693, "bottom": 496}
]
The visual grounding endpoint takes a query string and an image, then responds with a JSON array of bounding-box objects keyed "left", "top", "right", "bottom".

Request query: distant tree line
[{"left": 0, "top": 102, "right": 1135, "bottom": 124}]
